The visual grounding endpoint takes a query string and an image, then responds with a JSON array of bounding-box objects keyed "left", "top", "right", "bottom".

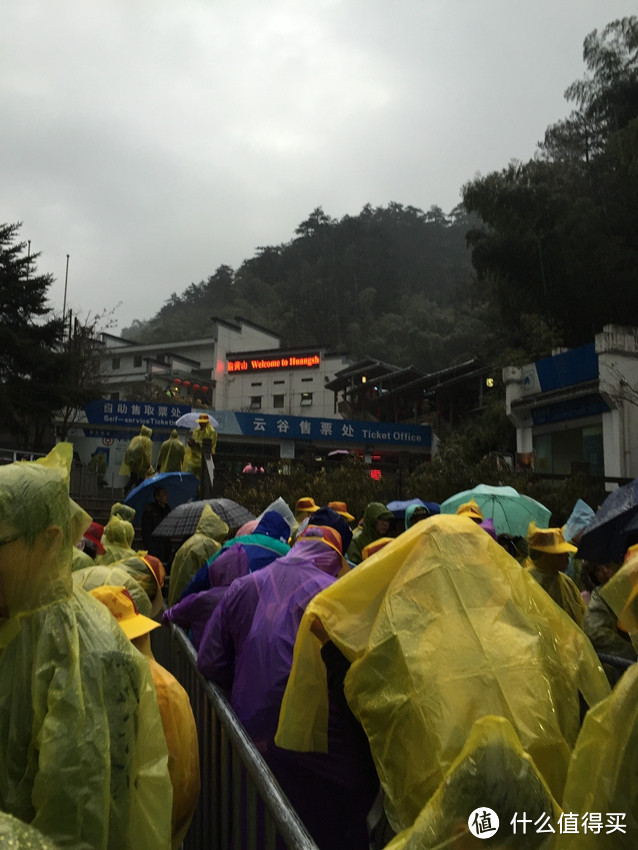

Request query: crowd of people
[{"left": 1, "top": 439, "right": 637, "bottom": 849}]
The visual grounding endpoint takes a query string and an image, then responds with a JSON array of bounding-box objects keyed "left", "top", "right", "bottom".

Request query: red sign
[{"left": 227, "top": 353, "right": 321, "bottom": 373}]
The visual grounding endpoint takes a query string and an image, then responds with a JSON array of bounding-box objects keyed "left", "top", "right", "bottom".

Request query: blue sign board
[
  {"left": 534, "top": 343, "right": 598, "bottom": 393},
  {"left": 82, "top": 401, "right": 431, "bottom": 448},
  {"left": 531, "top": 394, "right": 610, "bottom": 426},
  {"left": 232, "top": 412, "right": 431, "bottom": 448}
]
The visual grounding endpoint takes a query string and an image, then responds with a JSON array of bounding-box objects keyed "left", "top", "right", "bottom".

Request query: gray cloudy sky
[{"left": 1, "top": 1, "right": 635, "bottom": 335}]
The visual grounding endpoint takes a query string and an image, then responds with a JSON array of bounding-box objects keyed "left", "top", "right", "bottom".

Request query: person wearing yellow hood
[
  {"left": 276, "top": 514, "right": 609, "bottom": 835},
  {"left": 184, "top": 414, "right": 217, "bottom": 480},
  {"left": 0, "top": 444, "right": 173, "bottom": 850},
  {"left": 167, "top": 504, "right": 229, "bottom": 606},
  {"left": 525, "top": 523, "right": 585, "bottom": 627},
  {"left": 121, "top": 424, "right": 154, "bottom": 494},
  {"left": 97, "top": 502, "right": 137, "bottom": 565},
  {"left": 157, "top": 429, "right": 185, "bottom": 473}
]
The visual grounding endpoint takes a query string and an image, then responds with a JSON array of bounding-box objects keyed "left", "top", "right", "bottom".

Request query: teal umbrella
[{"left": 440, "top": 484, "right": 551, "bottom": 537}]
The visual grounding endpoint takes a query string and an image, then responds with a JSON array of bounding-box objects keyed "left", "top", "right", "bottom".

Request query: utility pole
[{"left": 62, "top": 254, "right": 70, "bottom": 327}]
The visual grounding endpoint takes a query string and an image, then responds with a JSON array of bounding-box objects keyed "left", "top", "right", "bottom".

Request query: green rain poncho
[
  {"left": 276, "top": 514, "right": 609, "bottom": 833},
  {"left": 72, "top": 564, "right": 154, "bottom": 617},
  {"left": 0, "top": 444, "right": 172, "bottom": 850},
  {"left": 346, "top": 502, "right": 393, "bottom": 565},
  {"left": 157, "top": 430, "right": 185, "bottom": 473},
  {"left": 384, "top": 716, "right": 561, "bottom": 850},
  {"left": 167, "top": 505, "right": 228, "bottom": 606}
]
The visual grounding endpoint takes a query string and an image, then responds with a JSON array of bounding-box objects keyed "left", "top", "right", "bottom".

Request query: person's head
[
  {"left": 527, "top": 523, "right": 576, "bottom": 572},
  {"left": 405, "top": 504, "right": 431, "bottom": 529},
  {"left": 169, "top": 429, "right": 179, "bottom": 439},
  {"left": 306, "top": 506, "right": 353, "bottom": 554},
  {"left": 153, "top": 486, "right": 169, "bottom": 506},
  {"left": 89, "top": 585, "right": 160, "bottom": 655},
  {"left": 294, "top": 496, "right": 320, "bottom": 521},
  {"left": 456, "top": 499, "right": 484, "bottom": 523},
  {"left": 81, "top": 521, "right": 106, "bottom": 560},
  {"left": 140, "top": 425, "right": 152, "bottom": 438},
  {"left": 362, "top": 502, "right": 395, "bottom": 537},
  {"left": 0, "top": 443, "right": 90, "bottom": 616},
  {"left": 197, "top": 414, "right": 210, "bottom": 429},
  {"left": 591, "top": 560, "right": 622, "bottom": 587},
  {"left": 326, "top": 501, "right": 355, "bottom": 524}
]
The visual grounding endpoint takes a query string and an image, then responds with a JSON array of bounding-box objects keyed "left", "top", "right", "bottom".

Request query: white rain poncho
[{"left": 0, "top": 444, "right": 172, "bottom": 850}]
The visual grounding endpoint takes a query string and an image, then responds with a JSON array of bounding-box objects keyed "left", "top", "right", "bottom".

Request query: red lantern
[
  {"left": 174, "top": 378, "right": 182, "bottom": 385},
  {"left": 201, "top": 385, "right": 210, "bottom": 393},
  {"left": 183, "top": 380, "right": 191, "bottom": 387},
  {"left": 192, "top": 383, "right": 201, "bottom": 391}
]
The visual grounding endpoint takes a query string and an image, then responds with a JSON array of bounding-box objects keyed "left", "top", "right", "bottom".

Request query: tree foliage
[
  {"left": 122, "top": 203, "right": 485, "bottom": 373},
  {"left": 0, "top": 223, "right": 107, "bottom": 449},
  {"left": 463, "top": 16, "right": 638, "bottom": 353}
]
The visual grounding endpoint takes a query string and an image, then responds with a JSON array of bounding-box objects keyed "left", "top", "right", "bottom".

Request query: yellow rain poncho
[
  {"left": 97, "top": 514, "right": 136, "bottom": 565},
  {"left": 385, "top": 716, "right": 561, "bottom": 850},
  {"left": 73, "top": 564, "right": 154, "bottom": 617},
  {"left": 184, "top": 422, "right": 217, "bottom": 479},
  {"left": 157, "top": 429, "right": 185, "bottom": 473},
  {"left": 0, "top": 444, "right": 172, "bottom": 850},
  {"left": 0, "top": 810, "right": 62, "bottom": 848},
  {"left": 167, "top": 505, "right": 228, "bottom": 606},
  {"left": 276, "top": 514, "right": 609, "bottom": 832},
  {"left": 557, "top": 664, "right": 638, "bottom": 849},
  {"left": 120, "top": 425, "right": 154, "bottom": 479}
]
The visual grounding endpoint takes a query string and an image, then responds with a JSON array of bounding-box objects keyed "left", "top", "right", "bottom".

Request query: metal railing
[{"left": 152, "top": 622, "right": 319, "bottom": 850}]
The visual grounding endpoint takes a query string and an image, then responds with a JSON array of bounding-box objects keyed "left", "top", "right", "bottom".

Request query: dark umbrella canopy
[
  {"left": 152, "top": 498, "right": 256, "bottom": 538},
  {"left": 123, "top": 471, "right": 199, "bottom": 524},
  {"left": 578, "top": 479, "right": 638, "bottom": 564}
]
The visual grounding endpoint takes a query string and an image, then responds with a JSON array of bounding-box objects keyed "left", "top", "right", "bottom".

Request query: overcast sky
[{"left": 2, "top": 1, "right": 635, "bottom": 336}]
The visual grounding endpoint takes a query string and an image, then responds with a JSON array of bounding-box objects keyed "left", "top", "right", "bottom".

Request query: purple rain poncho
[
  {"left": 163, "top": 544, "right": 251, "bottom": 648},
  {"left": 197, "top": 537, "right": 377, "bottom": 849}
]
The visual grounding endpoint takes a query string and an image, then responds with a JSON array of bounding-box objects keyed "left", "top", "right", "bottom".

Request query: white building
[
  {"left": 218, "top": 346, "right": 351, "bottom": 418},
  {"left": 503, "top": 324, "right": 638, "bottom": 482},
  {"left": 98, "top": 318, "right": 281, "bottom": 405}
]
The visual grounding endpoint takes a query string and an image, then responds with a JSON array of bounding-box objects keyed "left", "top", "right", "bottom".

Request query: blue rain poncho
[{"left": 0, "top": 444, "right": 172, "bottom": 850}]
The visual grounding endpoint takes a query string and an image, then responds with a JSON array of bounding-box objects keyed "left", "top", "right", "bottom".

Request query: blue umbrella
[
  {"left": 386, "top": 499, "right": 441, "bottom": 520},
  {"left": 578, "top": 479, "right": 638, "bottom": 564},
  {"left": 124, "top": 471, "right": 200, "bottom": 523}
]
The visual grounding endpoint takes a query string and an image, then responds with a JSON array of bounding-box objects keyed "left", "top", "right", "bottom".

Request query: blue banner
[
  {"left": 233, "top": 412, "right": 431, "bottom": 447},
  {"left": 82, "top": 401, "right": 431, "bottom": 448},
  {"left": 84, "top": 400, "right": 192, "bottom": 431}
]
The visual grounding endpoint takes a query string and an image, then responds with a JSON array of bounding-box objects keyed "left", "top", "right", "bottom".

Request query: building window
[
  {"left": 273, "top": 379, "right": 285, "bottom": 385},
  {"left": 111, "top": 357, "right": 120, "bottom": 370},
  {"left": 250, "top": 396, "right": 262, "bottom": 409},
  {"left": 133, "top": 355, "right": 143, "bottom": 368},
  {"left": 273, "top": 394, "right": 285, "bottom": 408},
  {"left": 300, "top": 392, "right": 313, "bottom": 406},
  {"left": 251, "top": 382, "right": 262, "bottom": 387},
  {"left": 301, "top": 377, "right": 314, "bottom": 383}
]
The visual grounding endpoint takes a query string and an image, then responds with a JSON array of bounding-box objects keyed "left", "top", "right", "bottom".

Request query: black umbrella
[
  {"left": 152, "top": 498, "right": 255, "bottom": 538},
  {"left": 577, "top": 479, "right": 638, "bottom": 564}
]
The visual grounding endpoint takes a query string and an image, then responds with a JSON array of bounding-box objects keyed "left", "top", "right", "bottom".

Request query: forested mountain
[
  {"left": 122, "top": 203, "right": 486, "bottom": 373},
  {"left": 124, "top": 16, "right": 638, "bottom": 373}
]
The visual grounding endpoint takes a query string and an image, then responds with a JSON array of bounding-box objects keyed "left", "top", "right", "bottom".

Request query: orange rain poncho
[
  {"left": 0, "top": 444, "right": 172, "bottom": 850},
  {"left": 276, "top": 514, "right": 609, "bottom": 833}
]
